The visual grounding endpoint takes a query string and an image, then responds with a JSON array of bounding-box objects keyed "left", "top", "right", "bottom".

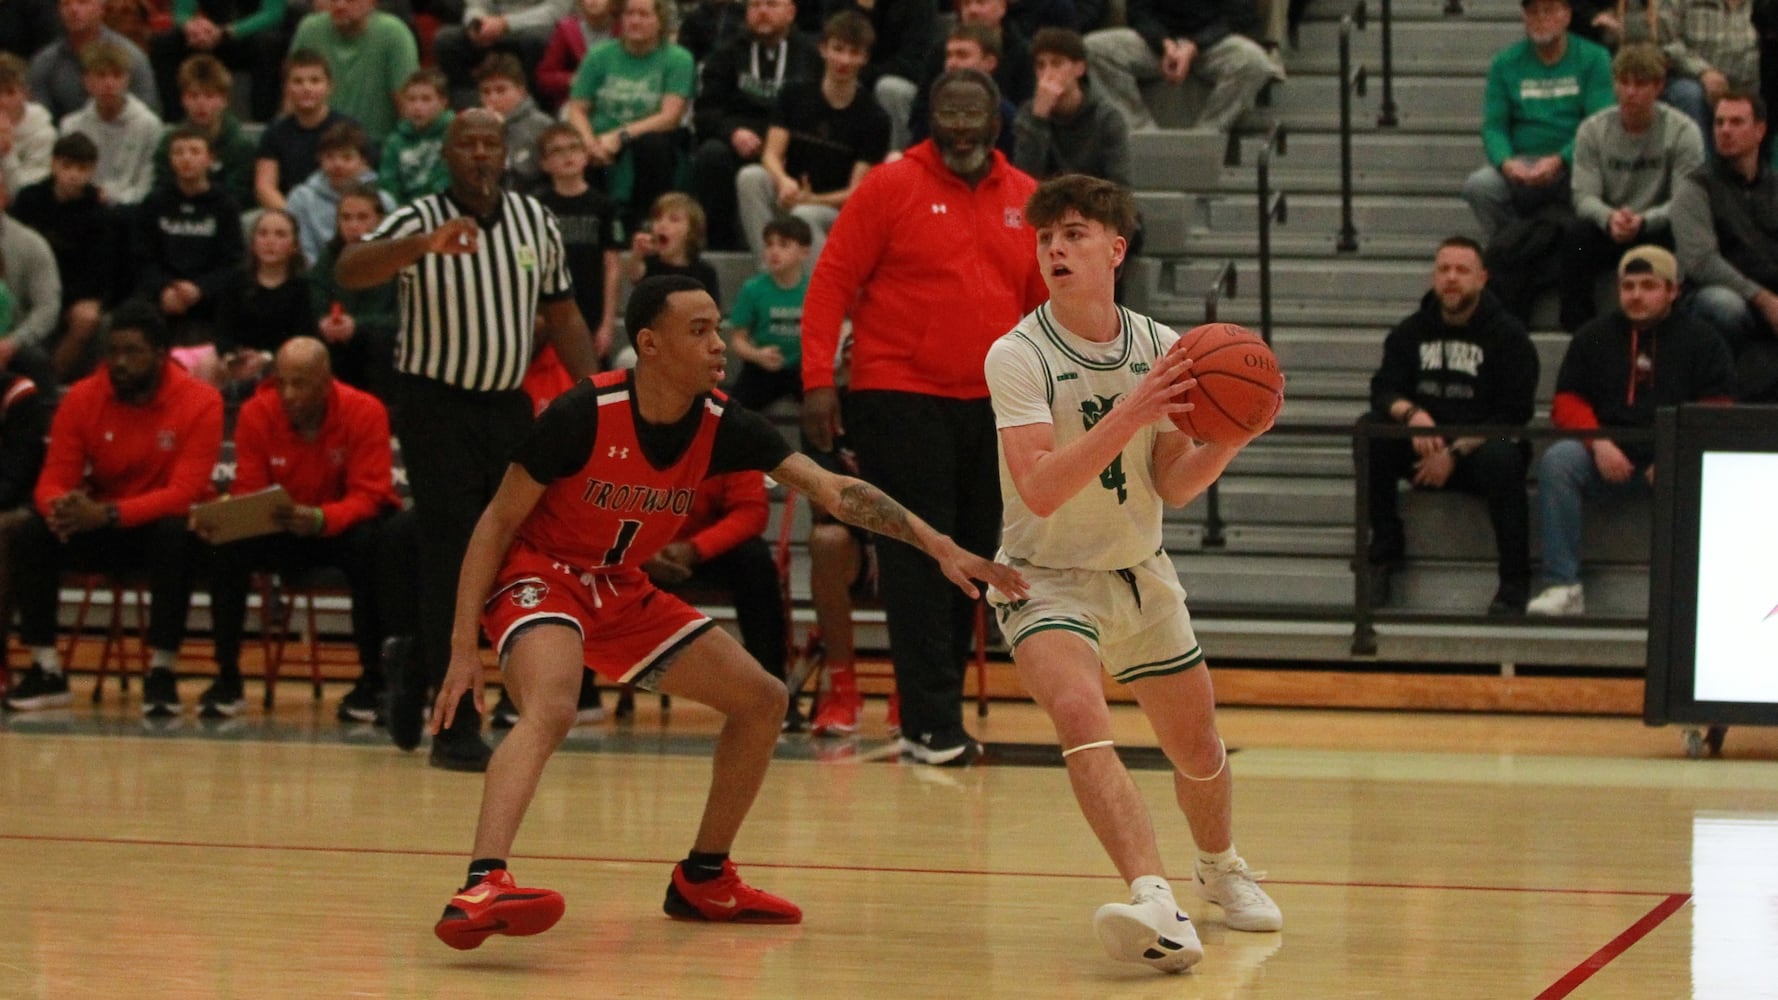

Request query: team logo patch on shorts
[{"left": 510, "top": 581, "right": 549, "bottom": 609}]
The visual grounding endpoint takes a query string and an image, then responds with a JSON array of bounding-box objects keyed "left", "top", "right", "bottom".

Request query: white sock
[
  {"left": 1130, "top": 874, "right": 1174, "bottom": 899},
  {"left": 149, "top": 650, "right": 176, "bottom": 672},
  {"left": 32, "top": 647, "right": 62, "bottom": 674},
  {"left": 1198, "top": 846, "right": 1238, "bottom": 871}
]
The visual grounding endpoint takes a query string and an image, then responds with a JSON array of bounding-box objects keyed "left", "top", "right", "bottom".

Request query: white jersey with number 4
[{"left": 984, "top": 303, "right": 1182, "bottom": 571}]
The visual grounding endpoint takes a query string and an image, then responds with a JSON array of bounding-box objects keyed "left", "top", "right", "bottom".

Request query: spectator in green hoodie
[{"left": 380, "top": 69, "right": 454, "bottom": 205}]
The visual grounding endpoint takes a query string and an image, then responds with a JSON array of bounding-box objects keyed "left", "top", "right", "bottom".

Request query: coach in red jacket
[
  {"left": 198, "top": 337, "right": 403, "bottom": 721},
  {"left": 6, "top": 301, "right": 223, "bottom": 717},
  {"left": 800, "top": 68, "right": 1048, "bottom": 766}
]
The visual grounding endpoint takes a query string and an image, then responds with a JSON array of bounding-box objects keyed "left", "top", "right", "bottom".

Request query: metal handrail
[
  {"left": 1344, "top": 420, "right": 1657, "bottom": 654},
  {"left": 1254, "top": 122, "right": 1288, "bottom": 346},
  {"left": 1337, "top": 1, "right": 1369, "bottom": 253},
  {"left": 1198, "top": 261, "right": 1239, "bottom": 547},
  {"left": 1377, "top": 0, "right": 1398, "bottom": 127}
]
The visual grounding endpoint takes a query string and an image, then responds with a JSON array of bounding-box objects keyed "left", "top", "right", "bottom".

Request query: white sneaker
[
  {"left": 1093, "top": 887, "right": 1203, "bottom": 973},
  {"left": 1194, "top": 857, "right": 1283, "bottom": 932},
  {"left": 1525, "top": 583, "right": 1585, "bottom": 616}
]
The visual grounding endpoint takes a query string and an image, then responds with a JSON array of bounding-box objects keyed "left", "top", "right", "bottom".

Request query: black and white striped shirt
[{"left": 369, "top": 190, "right": 574, "bottom": 392}]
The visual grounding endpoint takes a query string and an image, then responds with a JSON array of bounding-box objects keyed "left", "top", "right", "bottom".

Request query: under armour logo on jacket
[
  {"left": 931, "top": 203, "right": 947, "bottom": 214},
  {"left": 608, "top": 446, "right": 629, "bottom": 459}
]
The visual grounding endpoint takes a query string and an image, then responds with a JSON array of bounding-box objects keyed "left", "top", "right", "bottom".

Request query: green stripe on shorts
[
  {"left": 1111, "top": 645, "right": 1205, "bottom": 684},
  {"left": 1012, "top": 619, "right": 1099, "bottom": 649}
]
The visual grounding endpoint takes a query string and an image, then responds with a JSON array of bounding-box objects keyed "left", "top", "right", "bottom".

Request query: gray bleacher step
[
  {"left": 1231, "top": 131, "right": 1478, "bottom": 177},
  {"left": 1180, "top": 474, "right": 1352, "bottom": 525},
  {"left": 1266, "top": 74, "right": 1485, "bottom": 133},
  {"left": 1216, "top": 166, "right": 1473, "bottom": 197},
  {"left": 1128, "top": 129, "right": 1230, "bottom": 194},
  {"left": 1190, "top": 192, "right": 1477, "bottom": 238},
  {"left": 1145, "top": 295, "right": 1416, "bottom": 330},
  {"left": 1385, "top": 563, "right": 1649, "bottom": 617},
  {"left": 1174, "top": 552, "right": 1357, "bottom": 608},
  {"left": 1227, "top": 442, "right": 1360, "bottom": 477},
  {"left": 1201, "top": 524, "right": 1360, "bottom": 557},
  {"left": 1182, "top": 230, "right": 1467, "bottom": 260},
  {"left": 1288, "top": 19, "right": 1520, "bottom": 73},
  {"left": 1264, "top": 369, "right": 1370, "bottom": 400},
  {"left": 1300, "top": 0, "right": 1522, "bottom": 23},
  {"left": 1168, "top": 257, "right": 1429, "bottom": 303}
]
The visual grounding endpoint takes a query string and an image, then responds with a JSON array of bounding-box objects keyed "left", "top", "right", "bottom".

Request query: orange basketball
[{"left": 1169, "top": 322, "right": 1285, "bottom": 445}]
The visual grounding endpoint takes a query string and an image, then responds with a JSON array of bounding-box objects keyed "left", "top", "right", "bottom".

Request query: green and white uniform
[{"left": 982, "top": 303, "right": 1204, "bottom": 683}]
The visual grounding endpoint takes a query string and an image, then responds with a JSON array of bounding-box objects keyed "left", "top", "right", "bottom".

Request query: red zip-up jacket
[
  {"left": 801, "top": 141, "right": 1049, "bottom": 398},
  {"left": 672, "top": 469, "right": 769, "bottom": 563},
  {"left": 35, "top": 360, "right": 223, "bottom": 526},
  {"left": 232, "top": 379, "right": 401, "bottom": 535}
]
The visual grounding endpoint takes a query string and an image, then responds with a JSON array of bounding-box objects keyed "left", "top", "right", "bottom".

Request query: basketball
[{"left": 1169, "top": 322, "right": 1285, "bottom": 445}]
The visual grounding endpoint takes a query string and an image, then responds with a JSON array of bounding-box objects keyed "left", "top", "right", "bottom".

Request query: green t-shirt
[
  {"left": 569, "top": 39, "right": 695, "bottom": 135},
  {"left": 728, "top": 270, "right": 807, "bottom": 368},
  {"left": 288, "top": 11, "right": 419, "bottom": 143},
  {"left": 0, "top": 279, "right": 14, "bottom": 337}
]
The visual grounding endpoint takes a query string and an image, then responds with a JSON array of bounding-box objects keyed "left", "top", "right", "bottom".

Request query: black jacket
[
  {"left": 132, "top": 182, "right": 245, "bottom": 302},
  {"left": 693, "top": 30, "right": 824, "bottom": 144},
  {"left": 9, "top": 179, "right": 118, "bottom": 306},
  {"left": 1369, "top": 288, "right": 1540, "bottom": 428},
  {"left": 825, "top": 0, "right": 939, "bottom": 87},
  {"left": 1553, "top": 308, "right": 1736, "bottom": 463}
]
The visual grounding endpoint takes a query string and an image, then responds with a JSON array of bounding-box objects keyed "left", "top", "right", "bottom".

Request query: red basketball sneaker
[
  {"left": 434, "top": 869, "right": 566, "bottom": 950},
  {"left": 663, "top": 861, "right": 802, "bottom": 924}
]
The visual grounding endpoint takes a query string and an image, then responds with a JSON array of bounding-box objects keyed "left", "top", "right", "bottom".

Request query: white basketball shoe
[
  {"left": 1194, "top": 856, "right": 1283, "bottom": 932},
  {"left": 1093, "top": 883, "right": 1204, "bottom": 973}
]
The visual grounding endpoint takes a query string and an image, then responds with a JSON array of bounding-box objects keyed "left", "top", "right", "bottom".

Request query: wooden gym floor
[{"left": 3, "top": 670, "right": 1777, "bottom": 999}]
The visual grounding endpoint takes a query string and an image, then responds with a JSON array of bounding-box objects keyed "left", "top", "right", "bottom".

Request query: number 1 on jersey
[{"left": 602, "top": 519, "right": 642, "bottom": 567}]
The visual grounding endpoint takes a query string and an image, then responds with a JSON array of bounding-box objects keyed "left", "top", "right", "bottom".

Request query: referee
[{"left": 337, "top": 109, "right": 600, "bottom": 772}]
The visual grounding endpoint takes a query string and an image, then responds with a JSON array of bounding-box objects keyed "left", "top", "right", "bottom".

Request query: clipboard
[{"left": 191, "top": 485, "right": 292, "bottom": 544}]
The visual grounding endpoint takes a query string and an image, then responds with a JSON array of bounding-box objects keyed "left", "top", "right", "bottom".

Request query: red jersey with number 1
[{"left": 515, "top": 369, "right": 722, "bottom": 574}]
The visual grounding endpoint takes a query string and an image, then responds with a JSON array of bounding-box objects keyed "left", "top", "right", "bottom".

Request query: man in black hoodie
[
  {"left": 1358, "top": 236, "right": 1541, "bottom": 615},
  {"left": 1527, "top": 244, "right": 1734, "bottom": 615}
]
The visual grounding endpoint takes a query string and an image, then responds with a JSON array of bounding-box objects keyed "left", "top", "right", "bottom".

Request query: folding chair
[{"left": 62, "top": 572, "right": 151, "bottom": 705}]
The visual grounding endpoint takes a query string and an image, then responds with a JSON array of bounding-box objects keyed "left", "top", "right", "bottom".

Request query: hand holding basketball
[{"left": 1166, "top": 323, "right": 1285, "bottom": 445}]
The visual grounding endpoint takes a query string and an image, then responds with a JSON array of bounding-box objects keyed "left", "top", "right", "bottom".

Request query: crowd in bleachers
[{"left": 7, "top": 0, "right": 1778, "bottom": 729}]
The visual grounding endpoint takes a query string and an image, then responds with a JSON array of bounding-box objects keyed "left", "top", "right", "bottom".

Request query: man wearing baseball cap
[{"left": 1527, "top": 245, "right": 1735, "bottom": 615}]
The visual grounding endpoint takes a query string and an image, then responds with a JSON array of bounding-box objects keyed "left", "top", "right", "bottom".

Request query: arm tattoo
[{"left": 836, "top": 482, "right": 920, "bottom": 546}]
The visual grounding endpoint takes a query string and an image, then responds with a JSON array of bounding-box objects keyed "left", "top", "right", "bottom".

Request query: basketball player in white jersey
[{"left": 982, "top": 174, "right": 1282, "bottom": 974}]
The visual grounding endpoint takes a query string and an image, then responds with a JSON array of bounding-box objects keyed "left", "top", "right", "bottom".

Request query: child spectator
[
  {"left": 380, "top": 68, "right": 455, "bottom": 204},
  {"left": 0, "top": 53, "right": 54, "bottom": 195},
  {"left": 537, "top": 0, "right": 617, "bottom": 110},
  {"left": 148, "top": 0, "right": 290, "bottom": 124},
  {"left": 736, "top": 10, "right": 890, "bottom": 264},
  {"left": 309, "top": 183, "right": 398, "bottom": 394},
  {"left": 625, "top": 191, "right": 721, "bottom": 305},
  {"left": 286, "top": 0, "right": 418, "bottom": 144},
  {"left": 475, "top": 53, "right": 553, "bottom": 191},
  {"left": 132, "top": 124, "right": 243, "bottom": 354},
  {"left": 152, "top": 55, "right": 257, "bottom": 209},
  {"left": 726, "top": 214, "right": 811, "bottom": 411},
  {"left": 255, "top": 49, "right": 357, "bottom": 212},
  {"left": 215, "top": 208, "right": 316, "bottom": 395},
  {"left": 287, "top": 120, "right": 395, "bottom": 266},
  {"left": 534, "top": 123, "right": 623, "bottom": 363},
  {"left": 8, "top": 134, "right": 114, "bottom": 383},
  {"left": 60, "top": 41, "right": 163, "bottom": 205},
  {"left": 565, "top": 0, "right": 694, "bottom": 228}
]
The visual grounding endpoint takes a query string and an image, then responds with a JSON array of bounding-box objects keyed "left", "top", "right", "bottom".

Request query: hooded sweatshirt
[
  {"left": 131, "top": 178, "right": 244, "bottom": 303},
  {"left": 287, "top": 166, "right": 397, "bottom": 266},
  {"left": 1551, "top": 307, "right": 1736, "bottom": 463},
  {"left": 1369, "top": 287, "right": 1540, "bottom": 427}
]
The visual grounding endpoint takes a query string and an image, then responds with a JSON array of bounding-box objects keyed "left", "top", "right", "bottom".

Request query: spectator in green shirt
[
  {"left": 287, "top": 0, "right": 419, "bottom": 145},
  {"left": 1462, "top": 0, "right": 1615, "bottom": 240},
  {"left": 564, "top": 0, "right": 694, "bottom": 228}
]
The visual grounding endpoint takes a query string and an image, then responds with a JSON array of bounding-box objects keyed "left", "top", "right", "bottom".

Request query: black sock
[
  {"left": 681, "top": 851, "right": 729, "bottom": 883},
  {"left": 217, "top": 665, "right": 243, "bottom": 686},
  {"left": 465, "top": 858, "right": 506, "bottom": 889}
]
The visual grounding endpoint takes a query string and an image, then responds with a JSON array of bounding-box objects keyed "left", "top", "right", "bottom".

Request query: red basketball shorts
[{"left": 480, "top": 545, "right": 714, "bottom": 690}]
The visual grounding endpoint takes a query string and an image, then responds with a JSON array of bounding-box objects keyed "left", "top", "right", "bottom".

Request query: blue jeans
[
  {"left": 1536, "top": 439, "right": 1650, "bottom": 586},
  {"left": 1461, "top": 161, "right": 1571, "bottom": 241},
  {"left": 1687, "top": 284, "right": 1757, "bottom": 356}
]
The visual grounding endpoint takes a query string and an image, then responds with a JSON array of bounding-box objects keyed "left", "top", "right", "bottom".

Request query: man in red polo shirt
[
  {"left": 196, "top": 337, "right": 403, "bottom": 720},
  {"left": 4, "top": 301, "right": 223, "bottom": 716},
  {"left": 800, "top": 67, "right": 1047, "bottom": 764}
]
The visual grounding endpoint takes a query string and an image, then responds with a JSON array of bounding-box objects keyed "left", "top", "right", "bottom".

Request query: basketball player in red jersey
[{"left": 428, "top": 275, "right": 1028, "bottom": 949}]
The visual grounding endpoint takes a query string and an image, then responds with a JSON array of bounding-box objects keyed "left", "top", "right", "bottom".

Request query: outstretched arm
[{"left": 771, "top": 453, "right": 1028, "bottom": 602}]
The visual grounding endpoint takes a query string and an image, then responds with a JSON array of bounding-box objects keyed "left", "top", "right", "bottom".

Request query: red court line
[
  {"left": 1535, "top": 893, "right": 1692, "bottom": 999},
  {"left": 1, "top": 832, "right": 1675, "bottom": 899}
]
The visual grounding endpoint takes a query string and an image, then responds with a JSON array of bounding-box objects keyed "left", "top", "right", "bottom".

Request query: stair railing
[
  {"left": 1198, "top": 261, "right": 1238, "bottom": 548},
  {"left": 1255, "top": 122, "right": 1288, "bottom": 346},
  {"left": 1337, "top": 0, "right": 1369, "bottom": 252}
]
